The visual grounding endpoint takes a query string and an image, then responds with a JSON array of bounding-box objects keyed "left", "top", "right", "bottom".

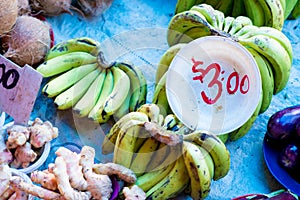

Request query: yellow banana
[
  {"left": 101, "top": 111, "right": 149, "bottom": 154},
  {"left": 146, "top": 155, "right": 190, "bottom": 199},
  {"left": 162, "top": 114, "right": 180, "bottom": 130},
  {"left": 42, "top": 63, "right": 97, "bottom": 98},
  {"left": 103, "top": 66, "right": 131, "bottom": 115},
  {"left": 155, "top": 43, "right": 186, "bottom": 85},
  {"left": 183, "top": 130, "right": 230, "bottom": 181},
  {"left": 73, "top": 68, "right": 106, "bottom": 117},
  {"left": 135, "top": 160, "right": 175, "bottom": 192},
  {"left": 54, "top": 68, "right": 101, "bottom": 110},
  {"left": 46, "top": 37, "right": 101, "bottom": 60},
  {"left": 239, "top": 34, "right": 291, "bottom": 94},
  {"left": 182, "top": 141, "right": 211, "bottom": 199},
  {"left": 131, "top": 66, "right": 147, "bottom": 112},
  {"left": 197, "top": 144, "right": 215, "bottom": 179},
  {"left": 88, "top": 69, "right": 114, "bottom": 123},
  {"left": 136, "top": 103, "right": 161, "bottom": 123},
  {"left": 36, "top": 52, "right": 97, "bottom": 77}
]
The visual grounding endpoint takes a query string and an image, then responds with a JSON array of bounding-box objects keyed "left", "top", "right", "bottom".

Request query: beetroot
[{"left": 2, "top": 15, "right": 51, "bottom": 67}]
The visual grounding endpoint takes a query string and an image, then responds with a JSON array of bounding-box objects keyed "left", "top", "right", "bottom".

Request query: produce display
[
  {"left": 174, "top": 0, "right": 300, "bottom": 29},
  {"left": 36, "top": 37, "right": 147, "bottom": 122},
  {"left": 103, "top": 103, "right": 230, "bottom": 199},
  {"left": 0, "top": 0, "right": 299, "bottom": 199}
]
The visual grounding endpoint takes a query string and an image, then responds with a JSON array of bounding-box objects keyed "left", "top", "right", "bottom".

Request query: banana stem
[{"left": 97, "top": 51, "right": 113, "bottom": 69}]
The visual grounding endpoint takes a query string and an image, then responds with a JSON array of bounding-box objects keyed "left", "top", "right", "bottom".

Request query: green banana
[
  {"left": 129, "top": 136, "right": 160, "bottom": 176},
  {"left": 113, "top": 90, "right": 131, "bottom": 121},
  {"left": 54, "top": 68, "right": 101, "bottom": 110},
  {"left": 284, "top": 0, "right": 298, "bottom": 19},
  {"left": 113, "top": 121, "right": 145, "bottom": 168},
  {"left": 234, "top": 25, "right": 259, "bottom": 38},
  {"left": 42, "top": 63, "right": 97, "bottom": 98},
  {"left": 73, "top": 68, "right": 106, "bottom": 117},
  {"left": 182, "top": 141, "right": 212, "bottom": 199},
  {"left": 214, "top": 9, "right": 225, "bottom": 30},
  {"left": 46, "top": 37, "right": 101, "bottom": 60},
  {"left": 146, "top": 155, "right": 190, "bottom": 199},
  {"left": 167, "top": 10, "right": 212, "bottom": 46},
  {"left": 229, "top": 91, "right": 263, "bottom": 141},
  {"left": 190, "top": 4, "right": 218, "bottom": 27},
  {"left": 216, "top": 0, "right": 234, "bottom": 16},
  {"left": 223, "top": 16, "right": 235, "bottom": 33},
  {"left": 246, "top": 47, "right": 274, "bottom": 114},
  {"left": 265, "top": 0, "right": 285, "bottom": 30},
  {"left": 36, "top": 52, "right": 97, "bottom": 77},
  {"left": 174, "top": 0, "right": 197, "bottom": 14},
  {"left": 152, "top": 73, "right": 172, "bottom": 117},
  {"left": 183, "top": 130, "right": 230, "bottom": 181},
  {"left": 239, "top": 34, "right": 291, "bottom": 94},
  {"left": 231, "top": 0, "right": 246, "bottom": 17},
  {"left": 155, "top": 43, "right": 186, "bottom": 85},
  {"left": 101, "top": 111, "right": 149, "bottom": 155},
  {"left": 217, "top": 133, "right": 229, "bottom": 144},
  {"left": 88, "top": 69, "right": 114, "bottom": 123},
  {"left": 228, "top": 16, "right": 253, "bottom": 35},
  {"left": 135, "top": 160, "right": 175, "bottom": 192},
  {"left": 290, "top": 0, "right": 300, "bottom": 19},
  {"left": 103, "top": 66, "right": 131, "bottom": 115},
  {"left": 243, "top": 0, "right": 265, "bottom": 27},
  {"left": 131, "top": 66, "right": 147, "bottom": 112}
]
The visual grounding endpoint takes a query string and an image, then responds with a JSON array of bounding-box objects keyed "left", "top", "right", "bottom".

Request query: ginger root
[
  {"left": 11, "top": 142, "right": 37, "bottom": 168},
  {"left": 123, "top": 185, "right": 146, "bottom": 200},
  {"left": 55, "top": 147, "right": 88, "bottom": 191},
  {"left": 0, "top": 164, "right": 12, "bottom": 197},
  {"left": 29, "top": 118, "right": 58, "bottom": 148},
  {"left": 30, "top": 169, "right": 58, "bottom": 191},
  {"left": 6, "top": 125, "right": 30, "bottom": 149},
  {"left": 0, "top": 130, "right": 13, "bottom": 164},
  {"left": 80, "top": 146, "right": 112, "bottom": 200}
]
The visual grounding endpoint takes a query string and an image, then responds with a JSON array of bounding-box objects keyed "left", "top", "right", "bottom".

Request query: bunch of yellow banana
[
  {"left": 153, "top": 4, "right": 293, "bottom": 141},
  {"left": 174, "top": 0, "right": 298, "bottom": 30},
  {"left": 36, "top": 37, "right": 147, "bottom": 123},
  {"left": 103, "top": 103, "right": 230, "bottom": 199}
]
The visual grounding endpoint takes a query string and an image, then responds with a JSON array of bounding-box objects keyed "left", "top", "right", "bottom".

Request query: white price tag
[{"left": 0, "top": 55, "right": 43, "bottom": 125}]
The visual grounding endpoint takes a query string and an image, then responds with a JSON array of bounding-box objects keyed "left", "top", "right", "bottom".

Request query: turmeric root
[
  {"left": 29, "top": 118, "right": 58, "bottom": 148},
  {"left": 80, "top": 146, "right": 112, "bottom": 200},
  {"left": 0, "top": 130, "right": 13, "bottom": 164},
  {"left": 53, "top": 157, "right": 91, "bottom": 200},
  {"left": 11, "top": 142, "right": 37, "bottom": 168},
  {"left": 6, "top": 125, "right": 30, "bottom": 149},
  {"left": 93, "top": 163, "right": 136, "bottom": 184},
  {"left": 123, "top": 185, "right": 146, "bottom": 200},
  {"left": 9, "top": 176, "right": 63, "bottom": 200},
  {"left": 30, "top": 169, "right": 58, "bottom": 191},
  {"left": 55, "top": 147, "right": 88, "bottom": 191}
]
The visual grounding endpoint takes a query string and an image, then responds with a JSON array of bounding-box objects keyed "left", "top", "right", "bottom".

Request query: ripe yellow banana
[
  {"left": 45, "top": 37, "right": 101, "bottom": 60},
  {"left": 197, "top": 144, "right": 215, "bottom": 179},
  {"left": 73, "top": 68, "right": 106, "bottom": 117},
  {"left": 103, "top": 66, "right": 131, "bottom": 115},
  {"left": 131, "top": 66, "right": 147, "bottom": 112},
  {"left": 146, "top": 155, "right": 190, "bottom": 199},
  {"left": 135, "top": 160, "right": 175, "bottom": 192},
  {"left": 42, "top": 63, "right": 97, "bottom": 98},
  {"left": 54, "top": 68, "right": 101, "bottom": 110},
  {"left": 101, "top": 111, "right": 149, "bottom": 154},
  {"left": 239, "top": 34, "right": 291, "bottom": 94},
  {"left": 88, "top": 69, "right": 114, "bottom": 123},
  {"left": 36, "top": 52, "right": 97, "bottom": 77},
  {"left": 182, "top": 141, "right": 211, "bottom": 199},
  {"left": 183, "top": 130, "right": 230, "bottom": 181},
  {"left": 136, "top": 103, "right": 161, "bottom": 123}
]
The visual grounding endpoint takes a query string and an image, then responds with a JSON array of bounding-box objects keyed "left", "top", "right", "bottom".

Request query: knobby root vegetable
[
  {"left": 93, "top": 162, "right": 136, "bottom": 184},
  {"left": 0, "top": 0, "right": 18, "bottom": 36},
  {"left": 123, "top": 185, "right": 146, "bottom": 200},
  {"left": 6, "top": 125, "right": 30, "bottom": 149},
  {"left": 0, "top": 130, "right": 13, "bottom": 164},
  {"left": 11, "top": 142, "right": 37, "bottom": 168},
  {"left": 10, "top": 176, "right": 63, "bottom": 200},
  {"left": 53, "top": 156, "right": 92, "bottom": 200},
  {"left": 2, "top": 15, "right": 51, "bottom": 67},
  {"left": 29, "top": 118, "right": 58, "bottom": 148},
  {"left": 80, "top": 146, "right": 112, "bottom": 200},
  {"left": 30, "top": 169, "right": 58, "bottom": 191},
  {"left": 55, "top": 147, "right": 88, "bottom": 191},
  {"left": 0, "top": 164, "right": 12, "bottom": 196}
]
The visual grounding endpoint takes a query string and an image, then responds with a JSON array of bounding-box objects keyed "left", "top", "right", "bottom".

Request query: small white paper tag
[{"left": 0, "top": 55, "right": 43, "bottom": 125}]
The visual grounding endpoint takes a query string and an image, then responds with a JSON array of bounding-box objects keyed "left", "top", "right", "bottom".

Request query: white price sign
[{"left": 0, "top": 55, "right": 43, "bottom": 125}]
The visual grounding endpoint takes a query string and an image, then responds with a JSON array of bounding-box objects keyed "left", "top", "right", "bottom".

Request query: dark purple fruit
[
  {"left": 267, "top": 105, "right": 300, "bottom": 140},
  {"left": 279, "top": 144, "right": 300, "bottom": 170}
]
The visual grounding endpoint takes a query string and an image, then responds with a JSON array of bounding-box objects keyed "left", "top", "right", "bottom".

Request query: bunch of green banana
[
  {"left": 36, "top": 37, "right": 147, "bottom": 123},
  {"left": 105, "top": 103, "right": 230, "bottom": 199},
  {"left": 174, "top": 0, "right": 298, "bottom": 29},
  {"left": 153, "top": 4, "right": 293, "bottom": 141}
]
